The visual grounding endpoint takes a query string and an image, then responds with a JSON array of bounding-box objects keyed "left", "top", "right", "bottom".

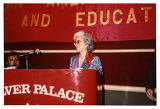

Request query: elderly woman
[{"left": 69, "top": 31, "right": 103, "bottom": 75}]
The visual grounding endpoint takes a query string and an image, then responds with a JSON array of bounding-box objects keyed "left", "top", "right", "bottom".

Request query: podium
[{"left": 4, "top": 69, "right": 102, "bottom": 105}]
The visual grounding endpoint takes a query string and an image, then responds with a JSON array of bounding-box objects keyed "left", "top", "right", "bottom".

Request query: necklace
[{"left": 79, "top": 56, "right": 85, "bottom": 67}]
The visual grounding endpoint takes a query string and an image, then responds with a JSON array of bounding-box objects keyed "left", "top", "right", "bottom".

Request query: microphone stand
[
  {"left": 25, "top": 56, "right": 29, "bottom": 69},
  {"left": 20, "top": 49, "right": 40, "bottom": 69}
]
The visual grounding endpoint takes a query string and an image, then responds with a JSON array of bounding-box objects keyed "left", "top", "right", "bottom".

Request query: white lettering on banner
[
  {"left": 4, "top": 84, "right": 85, "bottom": 103},
  {"left": 4, "top": 84, "right": 31, "bottom": 96}
]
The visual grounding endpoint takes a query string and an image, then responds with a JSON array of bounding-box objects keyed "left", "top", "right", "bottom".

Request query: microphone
[{"left": 19, "top": 49, "right": 40, "bottom": 57}]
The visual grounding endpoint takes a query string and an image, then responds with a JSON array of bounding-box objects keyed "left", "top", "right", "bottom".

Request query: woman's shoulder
[
  {"left": 93, "top": 55, "right": 100, "bottom": 59},
  {"left": 71, "top": 54, "right": 79, "bottom": 59},
  {"left": 92, "top": 55, "right": 101, "bottom": 62}
]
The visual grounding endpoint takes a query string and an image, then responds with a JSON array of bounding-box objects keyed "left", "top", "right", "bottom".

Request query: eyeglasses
[{"left": 74, "top": 40, "right": 82, "bottom": 45}]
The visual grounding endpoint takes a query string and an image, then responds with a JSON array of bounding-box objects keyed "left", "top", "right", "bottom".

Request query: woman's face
[{"left": 74, "top": 35, "right": 88, "bottom": 53}]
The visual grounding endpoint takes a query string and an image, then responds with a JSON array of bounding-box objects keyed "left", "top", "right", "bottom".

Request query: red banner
[
  {"left": 4, "top": 4, "right": 156, "bottom": 43},
  {"left": 4, "top": 69, "right": 99, "bottom": 105}
]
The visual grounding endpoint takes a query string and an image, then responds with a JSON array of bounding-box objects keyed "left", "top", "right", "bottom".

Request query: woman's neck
[
  {"left": 79, "top": 50, "right": 87, "bottom": 68},
  {"left": 80, "top": 50, "right": 87, "bottom": 59}
]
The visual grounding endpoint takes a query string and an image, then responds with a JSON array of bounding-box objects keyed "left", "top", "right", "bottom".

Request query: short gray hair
[{"left": 74, "top": 31, "right": 94, "bottom": 52}]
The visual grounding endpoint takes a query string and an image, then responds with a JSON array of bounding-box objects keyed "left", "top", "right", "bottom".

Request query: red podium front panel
[{"left": 4, "top": 69, "right": 97, "bottom": 105}]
